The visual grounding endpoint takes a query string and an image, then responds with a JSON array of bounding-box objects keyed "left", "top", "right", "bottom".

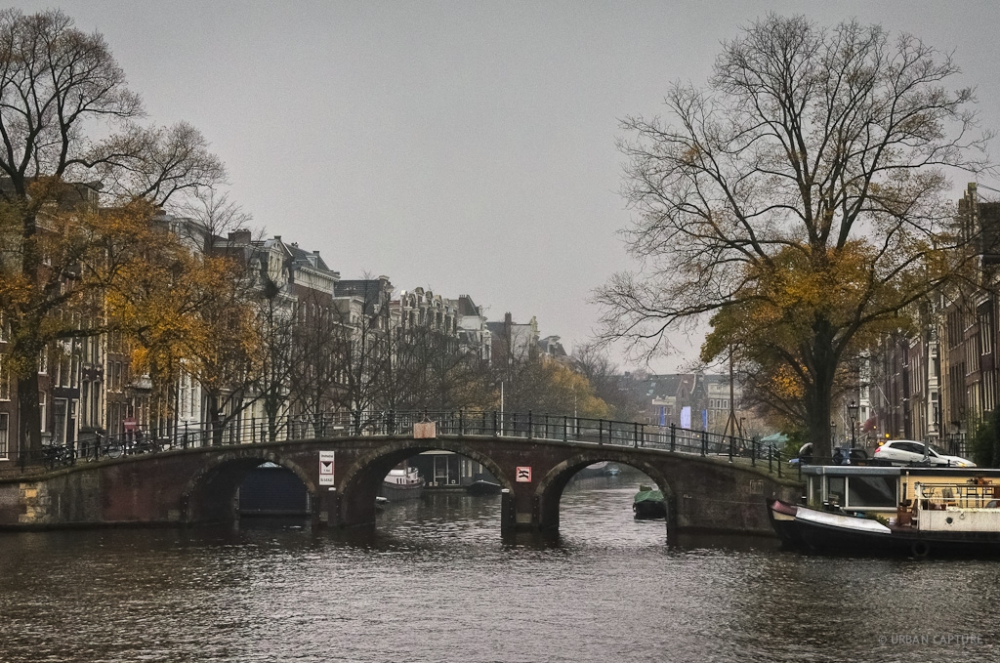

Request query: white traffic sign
[
  {"left": 516, "top": 466, "right": 532, "bottom": 483},
  {"left": 319, "top": 451, "right": 335, "bottom": 486}
]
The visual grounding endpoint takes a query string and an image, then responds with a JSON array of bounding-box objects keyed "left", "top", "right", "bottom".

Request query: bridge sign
[
  {"left": 516, "top": 466, "right": 532, "bottom": 483},
  {"left": 319, "top": 451, "right": 335, "bottom": 486},
  {"left": 414, "top": 421, "right": 437, "bottom": 439}
]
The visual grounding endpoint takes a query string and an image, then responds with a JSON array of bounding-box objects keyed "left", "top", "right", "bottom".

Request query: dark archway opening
[
  {"left": 186, "top": 457, "right": 314, "bottom": 525},
  {"left": 238, "top": 462, "right": 311, "bottom": 517}
]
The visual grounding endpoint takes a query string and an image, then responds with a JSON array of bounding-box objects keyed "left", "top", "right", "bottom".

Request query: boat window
[
  {"left": 809, "top": 477, "right": 822, "bottom": 506},
  {"left": 847, "top": 475, "right": 896, "bottom": 508},
  {"left": 827, "top": 477, "right": 845, "bottom": 507}
]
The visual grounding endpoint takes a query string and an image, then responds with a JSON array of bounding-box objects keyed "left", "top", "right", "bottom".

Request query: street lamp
[{"left": 847, "top": 400, "right": 859, "bottom": 448}]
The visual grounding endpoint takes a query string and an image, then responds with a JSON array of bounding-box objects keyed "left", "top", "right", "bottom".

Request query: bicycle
[
  {"left": 41, "top": 445, "right": 75, "bottom": 469},
  {"left": 82, "top": 435, "right": 123, "bottom": 461}
]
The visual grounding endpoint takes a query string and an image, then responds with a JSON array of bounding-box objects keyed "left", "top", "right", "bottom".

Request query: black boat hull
[
  {"left": 466, "top": 480, "right": 503, "bottom": 496},
  {"left": 633, "top": 499, "right": 667, "bottom": 520},
  {"left": 767, "top": 499, "right": 1000, "bottom": 558}
]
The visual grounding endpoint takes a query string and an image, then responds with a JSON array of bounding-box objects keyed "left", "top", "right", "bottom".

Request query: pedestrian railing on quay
[{"left": 15, "top": 410, "right": 795, "bottom": 479}]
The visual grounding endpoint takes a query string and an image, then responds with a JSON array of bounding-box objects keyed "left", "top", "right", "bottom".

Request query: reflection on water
[{"left": 1, "top": 473, "right": 999, "bottom": 662}]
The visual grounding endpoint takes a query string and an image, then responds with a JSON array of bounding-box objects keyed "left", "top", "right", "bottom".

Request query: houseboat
[
  {"left": 380, "top": 464, "right": 425, "bottom": 501},
  {"left": 768, "top": 465, "right": 1000, "bottom": 557}
]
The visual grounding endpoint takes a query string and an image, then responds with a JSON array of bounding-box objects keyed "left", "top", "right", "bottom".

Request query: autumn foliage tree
[
  {"left": 0, "top": 9, "right": 223, "bottom": 458},
  {"left": 597, "top": 15, "right": 991, "bottom": 459},
  {"left": 113, "top": 236, "right": 261, "bottom": 446}
]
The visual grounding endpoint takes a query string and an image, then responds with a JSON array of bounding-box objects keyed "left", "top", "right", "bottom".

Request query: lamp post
[{"left": 847, "top": 400, "right": 859, "bottom": 449}]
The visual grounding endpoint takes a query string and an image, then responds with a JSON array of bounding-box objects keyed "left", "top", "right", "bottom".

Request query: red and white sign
[
  {"left": 319, "top": 451, "right": 335, "bottom": 486},
  {"left": 516, "top": 466, "right": 532, "bottom": 483},
  {"left": 123, "top": 417, "right": 137, "bottom": 432}
]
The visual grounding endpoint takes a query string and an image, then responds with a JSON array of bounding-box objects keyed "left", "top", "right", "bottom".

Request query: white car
[{"left": 873, "top": 440, "right": 976, "bottom": 467}]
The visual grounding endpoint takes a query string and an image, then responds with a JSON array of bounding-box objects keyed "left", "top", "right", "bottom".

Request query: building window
[
  {"left": 56, "top": 341, "right": 72, "bottom": 388},
  {"left": 0, "top": 355, "right": 9, "bottom": 401},
  {"left": 179, "top": 373, "right": 189, "bottom": 419},
  {"left": 39, "top": 392, "right": 47, "bottom": 433},
  {"left": 0, "top": 413, "right": 8, "bottom": 460},
  {"left": 53, "top": 398, "right": 68, "bottom": 446},
  {"left": 70, "top": 339, "right": 80, "bottom": 388}
]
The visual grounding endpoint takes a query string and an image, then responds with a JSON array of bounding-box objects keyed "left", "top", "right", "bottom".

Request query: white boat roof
[
  {"left": 796, "top": 508, "right": 892, "bottom": 534},
  {"left": 801, "top": 465, "right": 1000, "bottom": 478}
]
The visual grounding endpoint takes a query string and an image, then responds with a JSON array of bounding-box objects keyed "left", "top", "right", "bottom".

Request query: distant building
[
  {"left": 455, "top": 295, "right": 492, "bottom": 364},
  {"left": 487, "top": 313, "right": 540, "bottom": 363},
  {"left": 632, "top": 372, "right": 753, "bottom": 436}
]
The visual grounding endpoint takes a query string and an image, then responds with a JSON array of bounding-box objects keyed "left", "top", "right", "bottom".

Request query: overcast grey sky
[{"left": 12, "top": 1, "right": 1000, "bottom": 372}]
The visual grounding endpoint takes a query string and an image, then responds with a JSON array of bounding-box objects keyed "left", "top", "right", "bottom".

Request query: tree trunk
[
  {"left": 16, "top": 211, "right": 43, "bottom": 464},
  {"left": 806, "top": 385, "right": 833, "bottom": 462},
  {"left": 805, "top": 321, "right": 837, "bottom": 462}
]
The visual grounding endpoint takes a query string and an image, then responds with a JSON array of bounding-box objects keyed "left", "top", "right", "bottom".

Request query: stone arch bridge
[{"left": 0, "top": 412, "right": 802, "bottom": 538}]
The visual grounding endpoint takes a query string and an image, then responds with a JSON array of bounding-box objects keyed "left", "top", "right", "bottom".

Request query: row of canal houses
[
  {"left": 0, "top": 203, "right": 558, "bottom": 465},
  {"left": 865, "top": 184, "right": 1000, "bottom": 454}
]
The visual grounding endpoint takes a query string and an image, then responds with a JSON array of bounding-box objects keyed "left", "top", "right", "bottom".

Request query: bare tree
[
  {"left": 573, "top": 343, "right": 646, "bottom": 420},
  {"left": 390, "top": 324, "right": 487, "bottom": 411},
  {"left": 287, "top": 291, "right": 343, "bottom": 418},
  {"left": 597, "top": 15, "right": 991, "bottom": 459},
  {"left": 329, "top": 279, "right": 395, "bottom": 426}
]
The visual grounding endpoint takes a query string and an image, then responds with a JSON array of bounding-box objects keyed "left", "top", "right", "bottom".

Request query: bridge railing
[{"left": 14, "top": 410, "right": 795, "bottom": 479}]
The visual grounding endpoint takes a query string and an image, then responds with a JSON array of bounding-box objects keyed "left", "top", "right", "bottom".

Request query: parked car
[{"left": 873, "top": 440, "right": 976, "bottom": 467}]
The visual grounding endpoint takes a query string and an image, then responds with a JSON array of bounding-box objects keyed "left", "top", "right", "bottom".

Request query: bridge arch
[
  {"left": 181, "top": 449, "right": 317, "bottom": 524},
  {"left": 336, "top": 438, "right": 512, "bottom": 529},
  {"left": 534, "top": 450, "right": 676, "bottom": 537}
]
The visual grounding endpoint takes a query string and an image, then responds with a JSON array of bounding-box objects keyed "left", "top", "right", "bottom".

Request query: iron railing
[{"left": 24, "top": 410, "right": 794, "bottom": 476}]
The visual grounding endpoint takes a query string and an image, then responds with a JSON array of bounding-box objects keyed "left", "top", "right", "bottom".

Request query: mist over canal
[{"left": 1, "top": 470, "right": 998, "bottom": 663}]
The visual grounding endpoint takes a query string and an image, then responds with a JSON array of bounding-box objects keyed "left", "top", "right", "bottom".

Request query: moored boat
[
  {"left": 766, "top": 498, "right": 802, "bottom": 547},
  {"left": 466, "top": 479, "right": 503, "bottom": 496},
  {"left": 577, "top": 461, "right": 610, "bottom": 478},
  {"left": 380, "top": 465, "right": 424, "bottom": 501},
  {"left": 769, "top": 465, "right": 1000, "bottom": 557},
  {"left": 633, "top": 485, "right": 667, "bottom": 519}
]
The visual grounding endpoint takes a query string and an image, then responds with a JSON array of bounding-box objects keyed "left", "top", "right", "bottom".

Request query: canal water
[{"left": 1, "top": 471, "right": 998, "bottom": 663}]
